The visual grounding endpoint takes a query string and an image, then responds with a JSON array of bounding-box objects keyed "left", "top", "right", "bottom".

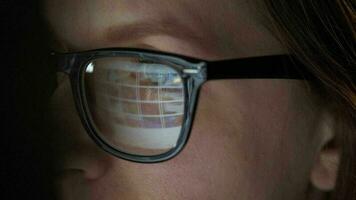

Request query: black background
[{"left": 2, "top": 0, "right": 57, "bottom": 199}]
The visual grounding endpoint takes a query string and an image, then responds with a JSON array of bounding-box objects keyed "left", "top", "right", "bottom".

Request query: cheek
[{"left": 185, "top": 79, "right": 319, "bottom": 197}]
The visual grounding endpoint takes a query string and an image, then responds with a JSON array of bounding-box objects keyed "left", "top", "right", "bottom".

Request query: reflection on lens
[{"left": 83, "top": 57, "right": 185, "bottom": 156}]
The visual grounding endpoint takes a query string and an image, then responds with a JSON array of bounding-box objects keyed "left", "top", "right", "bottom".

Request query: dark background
[{"left": 2, "top": 0, "right": 57, "bottom": 199}]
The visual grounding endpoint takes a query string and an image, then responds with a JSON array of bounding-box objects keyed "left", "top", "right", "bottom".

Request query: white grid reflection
[{"left": 93, "top": 62, "right": 184, "bottom": 129}]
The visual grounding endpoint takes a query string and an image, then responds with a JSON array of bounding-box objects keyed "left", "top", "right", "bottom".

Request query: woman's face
[{"left": 45, "top": 0, "right": 330, "bottom": 199}]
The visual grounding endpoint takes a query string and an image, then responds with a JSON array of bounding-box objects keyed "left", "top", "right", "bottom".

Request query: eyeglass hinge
[
  {"left": 183, "top": 69, "right": 200, "bottom": 74},
  {"left": 182, "top": 62, "right": 205, "bottom": 74}
]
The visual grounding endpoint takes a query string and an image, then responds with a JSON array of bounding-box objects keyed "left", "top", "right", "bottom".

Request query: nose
[
  {"left": 59, "top": 144, "right": 111, "bottom": 180},
  {"left": 49, "top": 73, "right": 112, "bottom": 180}
]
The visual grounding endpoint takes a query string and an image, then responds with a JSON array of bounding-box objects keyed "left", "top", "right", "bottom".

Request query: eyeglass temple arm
[{"left": 205, "top": 54, "right": 314, "bottom": 80}]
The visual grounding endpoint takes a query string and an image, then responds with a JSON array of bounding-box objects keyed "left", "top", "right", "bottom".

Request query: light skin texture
[{"left": 44, "top": 0, "right": 340, "bottom": 199}]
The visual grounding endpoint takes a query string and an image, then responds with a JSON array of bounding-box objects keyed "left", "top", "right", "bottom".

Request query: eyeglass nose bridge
[{"left": 51, "top": 52, "right": 77, "bottom": 74}]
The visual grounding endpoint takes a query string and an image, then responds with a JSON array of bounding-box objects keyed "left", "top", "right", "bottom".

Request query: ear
[{"left": 310, "top": 111, "right": 340, "bottom": 191}]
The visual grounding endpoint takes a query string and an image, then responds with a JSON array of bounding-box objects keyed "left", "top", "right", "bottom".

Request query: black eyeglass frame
[{"left": 51, "top": 47, "right": 314, "bottom": 163}]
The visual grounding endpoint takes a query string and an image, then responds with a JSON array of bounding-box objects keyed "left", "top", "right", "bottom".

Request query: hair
[{"left": 257, "top": 1, "right": 355, "bottom": 199}]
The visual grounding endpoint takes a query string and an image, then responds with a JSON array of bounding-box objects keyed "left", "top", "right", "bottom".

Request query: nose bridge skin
[{"left": 49, "top": 73, "right": 113, "bottom": 181}]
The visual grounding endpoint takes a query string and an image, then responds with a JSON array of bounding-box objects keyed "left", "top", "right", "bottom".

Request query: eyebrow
[{"left": 104, "top": 17, "right": 204, "bottom": 45}]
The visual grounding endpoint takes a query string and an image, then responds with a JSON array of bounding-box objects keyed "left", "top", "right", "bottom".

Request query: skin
[{"left": 44, "top": 0, "right": 335, "bottom": 199}]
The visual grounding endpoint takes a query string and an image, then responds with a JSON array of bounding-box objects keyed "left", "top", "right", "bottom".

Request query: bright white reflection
[
  {"left": 112, "top": 125, "right": 181, "bottom": 149},
  {"left": 173, "top": 77, "right": 182, "bottom": 84},
  {"left": 86, "top": 62, "right": 95, "bottom": 73}
]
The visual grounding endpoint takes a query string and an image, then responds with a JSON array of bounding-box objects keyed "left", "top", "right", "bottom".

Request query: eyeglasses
[{"left": 51, "top": 47, "right": 313, "bottom": 163}]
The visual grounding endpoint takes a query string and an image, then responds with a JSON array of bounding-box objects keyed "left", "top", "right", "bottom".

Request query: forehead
[{"left": 44, "top": 0, "right": 284, "bottom": 58}]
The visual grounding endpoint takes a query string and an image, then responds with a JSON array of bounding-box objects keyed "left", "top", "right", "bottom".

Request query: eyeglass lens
[{"left": 82, "top": 56, "right": 185, "bottom": 156}]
